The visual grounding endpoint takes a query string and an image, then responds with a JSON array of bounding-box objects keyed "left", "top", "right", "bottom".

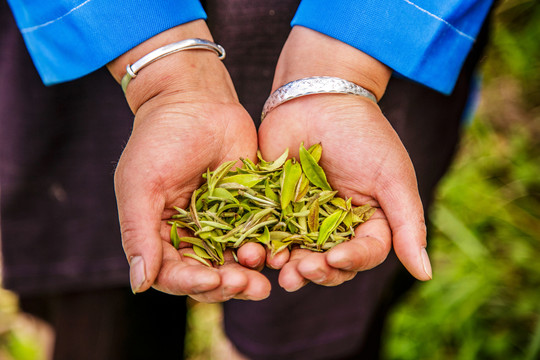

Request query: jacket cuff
[
  {"left": 9, "top": 0, "right": 206, "bottom": 85},
  {"left": 292, "top": 0, "right": 492, "bottom": 94}
]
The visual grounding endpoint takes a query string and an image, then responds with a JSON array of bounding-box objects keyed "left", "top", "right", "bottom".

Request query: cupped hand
[
  {"left": 259, "top": 93, "right": 432, "bottom": 292},
  {"left": 109, "top": 21, "right": 270, "bottom": 302},
  {"left": 256, "top": 25, "right": 432, "bottom": 292}
]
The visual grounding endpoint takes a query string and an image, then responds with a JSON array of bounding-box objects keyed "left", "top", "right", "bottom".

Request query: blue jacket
[{"left": 7, "top": 0, "right": 493, "bottom": 94}]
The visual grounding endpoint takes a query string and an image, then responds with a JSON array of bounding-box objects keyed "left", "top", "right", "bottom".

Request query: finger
[
  {"left": 296, "top": 252, "right": 356, "bottom": 287},
  {"left": 278, "top": 248, "right": 311, "bottom": 292},
  {"left": 115, "top": 170, "right": 165, "bottom": 293},
  {"left": 377, "top": 173, "right": 431, "bottom": 281},
  {"left": 326, "top": 211, "right": 391, "bottom": 271},
  {"left": 192, "top": 265, "right": 249, "bottom": 303},
  {"left": 222, "top": 250, "right": 271, "bottom": 301},
  {"left": 265, "top": 247, "right": 290, "bottom": 269},
  {"left": 152, "top": 245, "right": 221, "bottom": 295},
  {"left": 237, "top": 242, "right": 266, "bottom": 271},
  {"left": 192, "top": 251, "right": 271, "bottom": 302},
  {"left": 228, "top": 265, "right": 272, "bottom": 301}
]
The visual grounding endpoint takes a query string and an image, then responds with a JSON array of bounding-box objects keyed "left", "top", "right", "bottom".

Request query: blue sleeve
[
  {"left": 292, "top": 0, "right": 493, "bottom": 94},
  {"left": 7, "top": 0, "right": 207, "bottom": 85}
]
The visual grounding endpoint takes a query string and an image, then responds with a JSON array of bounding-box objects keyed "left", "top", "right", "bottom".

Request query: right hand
[{"left": 108, "top": 21, "right": 270, "bottom": 302}]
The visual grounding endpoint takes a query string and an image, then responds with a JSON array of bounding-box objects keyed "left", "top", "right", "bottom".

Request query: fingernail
[
  {"left": 421, "top": 248, "right": 433, "bottom": 280},
  {"left": 130, "top": 256, "right": 146, "bottom": 293},
  {"left": 284, "top": 281, "right": 307, "bottom": 293}
]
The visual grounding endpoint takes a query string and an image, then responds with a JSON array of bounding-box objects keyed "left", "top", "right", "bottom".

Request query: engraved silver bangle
[
  {"left": 121, "top": 38, "right": 226, "bottom": 92},
  {"left": 261, "top": 76, "right": 377, "bottom": 121}
]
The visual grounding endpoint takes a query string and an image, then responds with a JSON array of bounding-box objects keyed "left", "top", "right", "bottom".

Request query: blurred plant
[{"left": 384, "top": 1, "right": 540, "bottom": 359}]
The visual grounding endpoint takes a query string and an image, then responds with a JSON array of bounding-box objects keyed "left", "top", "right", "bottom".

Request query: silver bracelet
[
  {"left": 121, "top": 38, "right": 226, "bottom": 92},
  {"left": 261, "top": 76, "right": 377, "bottom": 121}
]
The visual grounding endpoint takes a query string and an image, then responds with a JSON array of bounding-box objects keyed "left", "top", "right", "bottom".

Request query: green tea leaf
[
  {"left": 170, "top": 222, "right": 181, "bottom": 249},
  {"left": 280, "top": 160, "right": 302, "bottom": 210},
  {"left": 270, "top": 240, "right": 289, "bottom": 256},
  {"left": 317, "top": 209, "right": 344, "bottom": 247},
  {"left": 198, "top": 220, "right": 233, "bottom": 231},
  {"left": 209, "top": 187, "right": 238, "bottom": 204},
  {"left": 308, "top": 198, "right": 320, "bottom": 233},
  {"left": 330, "top": 197, "right": 347, "bottom": 210},
  {"left": 193, "top": 245, "right": 214, "bottom": 259},
  {"left": 307, "top": 143, "right": 323, "bottom": 163},
  {"left": 257, "top": 226, "right": 271, "bottom": 245},
  {"left": 219, "top": 174, "right": 265, "bottom": 188},
  {"left": 260, "top": 148, "right": 289, "bottom": 171},
  {"left": 299, "top": 144, "right": 332, "bottom": 190},
  {"left": 208, "top": 160, "right": 237, "bottom": 196},
  {"left": 241, "top": 158, "right": 257, "bottom": 171},
  {"left": 264, "top": 179, "right": 280, "bottom": 202},
  {"left": 183, "top": 253, "right": 211, "bottom": 267},
  {"left": 190, "top": 188, "right": 202, "bottom": 229},
  {"left": 317, "top": 190, "right": 339, "bottom": 204},
  {"left": 294, "top": 173, "right": 310, "bottom": 202},
  {"left": 177, "top": 236, "right": 206, "bottom": 248}
]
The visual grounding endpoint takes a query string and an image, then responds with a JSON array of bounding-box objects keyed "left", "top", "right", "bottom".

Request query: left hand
[{"left": 258, "top": 26, "right": 432, "bottom": 292}]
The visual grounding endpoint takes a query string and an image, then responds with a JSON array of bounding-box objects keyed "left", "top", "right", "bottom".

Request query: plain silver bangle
[
  {"left": 121, "top": 38, "right": 226, "bottom": 93},
  {"left": 261, "top": 76, "right": 377, "bottom": 121}
]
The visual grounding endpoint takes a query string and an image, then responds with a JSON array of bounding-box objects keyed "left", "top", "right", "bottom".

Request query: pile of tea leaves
[{"left": 169, "top": 143, "right": 375, "bottom": 266}]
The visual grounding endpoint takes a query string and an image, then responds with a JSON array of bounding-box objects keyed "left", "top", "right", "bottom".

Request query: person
[{"left": 1, "top": 1, "right": 493, "bottom": 359}]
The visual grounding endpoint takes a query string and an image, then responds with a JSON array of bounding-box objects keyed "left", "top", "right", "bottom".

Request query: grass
[{"left": 383, "top": 1, "right": 540, "bottom": 358}]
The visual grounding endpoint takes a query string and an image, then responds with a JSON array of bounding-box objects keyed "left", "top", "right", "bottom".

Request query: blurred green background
[
  {"left": 1, "top": 0, "right": 539, "bottom": 359},
  {"left": 384, "top": 1, "right": 540, "bottom": 359}
]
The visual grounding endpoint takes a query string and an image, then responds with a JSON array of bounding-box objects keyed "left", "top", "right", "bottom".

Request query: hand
[
  {"left": 258, "top": 26, "right": 432, "bottom": 292},
  {"left": 108, "top": 21, "right": 270, "bottom": 302}
]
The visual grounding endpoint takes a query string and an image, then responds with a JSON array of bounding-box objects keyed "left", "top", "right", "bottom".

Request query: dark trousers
[{"left": 20, "top": 288, "right": 187, "bottom": 360}]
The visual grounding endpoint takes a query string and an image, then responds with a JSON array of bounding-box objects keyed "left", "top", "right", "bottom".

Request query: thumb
[
  {"left": 377, "top": 173, "right": 432, "bottom": 281},
  {"left": 115, "top": 173, "right": 165, "bottom": 293}
]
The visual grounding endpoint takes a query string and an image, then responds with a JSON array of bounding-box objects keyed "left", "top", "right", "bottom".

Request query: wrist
[
  {"left": 107, "top": 20, "right": 237, "bottom": 113},
  {"left": 274, "top": 26, "right": 392, "bottom": 101}
]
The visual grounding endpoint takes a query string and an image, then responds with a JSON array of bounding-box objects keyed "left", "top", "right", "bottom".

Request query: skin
[
  {"left": 258, "top": 26, "right": 432, "bottom": 291},
  {"left": 107, "top": 21, "right": 432, "bottom": 301},
  {"left": 108, "top": 20, "right": 270, "bottom": 302}
]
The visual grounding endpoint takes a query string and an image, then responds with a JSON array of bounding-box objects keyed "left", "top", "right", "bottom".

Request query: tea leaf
[
  {"left": 170, "top": 222, "right": 181, "bottom": 249},
  {"left": 264, "top": 179, "right": 280, "bottom": 202},
  {"left": 317, "top": 209, "right": 345, "bottom": 247},
  {"left": 183, "top": 253, "right": 211, "bottom": 267},
  {"left": 257, "top": 226, "right": 271, "bottom": 245},
  {"left": 171, "top": 143, "right": 374, "bottom": 264},
  {"left": 308, "top": 198, "right": 320, "bottom": 233},
  {"left": 299, "top": 144, "right": 332, "bottom": 190},
  {"left": 280, "top": 160, "right": 302, "bottom": 210},
  {"left": 294, "top": 173, "right": 310, "bottom": 202},
  {"left": 198, "top": 220, "right": 233, "bottom": 231},
  {"left": 241, "top": 158, "right": 257, "bottom": 171},
  {"left": 209, "top": 187, "right": 238, "bottom": 204},
  {"left": 260, "top": 148, "right": 289, "bottom": 171},
  {"left": 219, "top": 174, "right": 265, "bottom": 188},
  {"left": 177, "top": 236, "right": 206, "bottom": 248},
  {"left": 193, "top": 245, "right": 214, "bottom": 259},
  {"left": 307, "top": 143, "right": 323, "bottom": 163},
  {"left": 190, "top": 188, "right": 202, "bottom": 229},
  {"left": 330, "top": 197, "right": 347, "bottom": 210},
  {"left": 270, "top": 240, "right": 289, "bottom": 256},
  {"left": 208, "top": 160, "right": 237, "bottom": 196}
]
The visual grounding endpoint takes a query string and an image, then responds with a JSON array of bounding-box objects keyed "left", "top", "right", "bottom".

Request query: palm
[
  {"left": 258, "top": 94, "right": 430, "bottom": 290},
  {"left": 115, "top": 97, "right": 270, "bottom": 302}
]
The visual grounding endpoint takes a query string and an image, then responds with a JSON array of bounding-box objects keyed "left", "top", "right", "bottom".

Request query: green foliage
[
  {"left": 384, "top": 118, "right": 540, "bottom": 360},
  {"left": 384, "top": 1, "right": 540, "bottom": 358}
]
